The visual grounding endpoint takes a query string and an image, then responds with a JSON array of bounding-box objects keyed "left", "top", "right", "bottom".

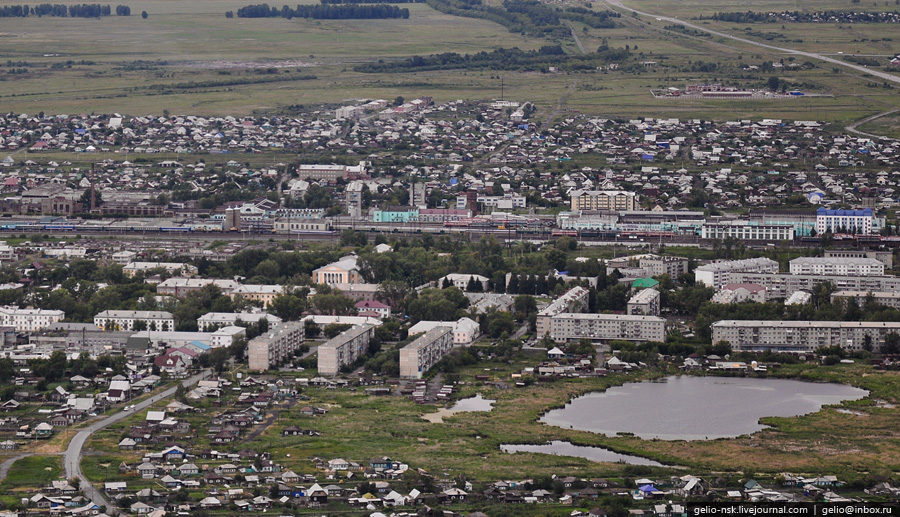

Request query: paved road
[
  {"left": 64, "top": 370, "right": 209, "bottom": 512},
  {"left": 602, "top": 0, "right": 900, "bottom": 86},
  {"left": 845, "top": 108, "right": 900, "bottom": 140}
]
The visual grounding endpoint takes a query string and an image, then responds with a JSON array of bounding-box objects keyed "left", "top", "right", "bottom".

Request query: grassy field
[
  {"left": 0, "top": 455, "right": 63, "bottom": 507},
  {"left": 0, "top": 0, "right": 896, "bottom": 123}
]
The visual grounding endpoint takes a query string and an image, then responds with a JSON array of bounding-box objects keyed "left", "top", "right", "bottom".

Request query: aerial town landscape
[{"left": 0, "top": 0, "right": 898, "bottom": 515}]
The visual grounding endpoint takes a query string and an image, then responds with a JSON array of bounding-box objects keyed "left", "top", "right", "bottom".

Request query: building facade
[
  {"left": 627, "top": 288, "right": 661, "bottom": 316},
  {"left": 694, "top": 258, "right": 780, "bottom": 289},
  {"left": 816, "top": 207, "right": 873, "bottom": 235},
  {"left": 536, "top": 286, "right": 591, "bottom": 337},
  {"left": 247, "top": 321, "right": 306, "bottom": 371},
  {"left": 569, "top": 190, "right": 636, "bottom": 211},
  {"left": 640, "top": 256, "right": 689, "bottom": 279},
  {"left": 399, "top": 326, "right": 454, "bottom": 379},
  {"left": 831, "top": 291, "right": 900, "bottom": 309},
  {"left": 548, "top": 313, "right": 666, "bottom": 343},
  {"left": 312, "top": 256, "right": 360, "bottom": 285},
  {"left": 317, "top": 324, "right": 375, "bottom": 376},
  {"left": 94, "top": 310, "right": 175, "bottom": 332},
  {"left": 229, "top": 285, "right": 284, "bottom": 307},
  {"left": 788, "top": 257, "right": 885, "bottom": 277},
  {"left": 0, "top": 307, "right": 64, "bottom": 332},
  {"left": 700, "top": 222, "right": 795, "bottom": 241},
  {"left": 728, "top": 272, "right": 900, "bottom": 299},
  {"left": 711, "top": 319, "right": 900, "bottom": 353}
]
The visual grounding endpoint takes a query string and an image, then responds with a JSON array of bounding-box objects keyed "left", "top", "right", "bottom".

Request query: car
[{"left": 123, "top": 406, "right": 131, "bottom": 412}]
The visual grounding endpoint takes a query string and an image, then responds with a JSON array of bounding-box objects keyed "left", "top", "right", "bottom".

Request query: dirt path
[
  {"left": 244, "top": 398, "right": 298, "bottom": 442},
  {"left": 565, "top": 21, "right": 586, "bottom": 54},
  {"left": 845, "top": 108, "right": 900, "bottom": 140}
]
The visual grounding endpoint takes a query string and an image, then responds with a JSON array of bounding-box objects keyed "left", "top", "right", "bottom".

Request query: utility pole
[{"left": 500, "top": 76, "right": 504, "bottom": 101}]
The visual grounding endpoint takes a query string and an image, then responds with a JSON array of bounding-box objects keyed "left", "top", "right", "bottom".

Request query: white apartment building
[
  {"left": 816, "top": 208, "right": 873, "bottom": 235},
  {"left": 211, "top": 326, "right": 246, "bottom": 349},
  {"left": 197, "top": 312, "right": 282, "bottom": 331},
  {"left": 788, "top": 257, "right": 885, "bottom": 277},
  {"left": 536, "top": 286, "right": 591, "bottom": 337},
  {"left": 548, "top": 313, "right": 666, "bottom": 343},
  {"left": 694, "top": 258, "right": 780, "bottom": 289},
  {"left": 711, "top": 320, "right": 900, "bottom": 353},
  {"left": 317, "top": 324, "right": 375, "bottom": 376},
  {"left": 627, "top": 288, "right": 660, "bottom": 316},
  {"left": 438, "top": 274, "right": 489, "bottom": 291},
  {"left": 94, "top": 310, "right": 175, "bottom": 332},
  {"left": 831, "top": 291, "right": 900, "bottom": 309},
  {"left": 247, "top": 321, "right": 306, "bottom": 371},
  {"left": 399, "top": 326, "right": 454, "bottom": 379},
  {"left": 0, "top": 307, "right": 64, "bottom": 332}
]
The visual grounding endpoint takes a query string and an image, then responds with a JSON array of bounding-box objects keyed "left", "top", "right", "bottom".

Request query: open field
[{"left": 0, "top": 0, "right": 897, "bottom": 123}]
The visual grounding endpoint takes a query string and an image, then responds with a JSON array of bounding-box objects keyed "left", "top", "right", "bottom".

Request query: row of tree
[
  {"left": 0, "top": 3, "right": 129, "bottom": 17},
  {"left": 236, "top": 3, "right": 410, "bottom": 19}
]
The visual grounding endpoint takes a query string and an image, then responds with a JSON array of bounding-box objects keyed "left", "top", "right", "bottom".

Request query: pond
[
  {"left": 540, "top": 376, "right": 867, "bottom": 440},
  {"left": 501, "top": 440, "right": 668, "bottom": 466},
  {"left": 450, "top": 393, "right": 495, "bottom": 411}
]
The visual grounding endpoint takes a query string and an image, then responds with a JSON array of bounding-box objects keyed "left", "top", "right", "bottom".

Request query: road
[
  {"left": 64, "top": 370, "right": 209, "bottom": 512},
  {"left": 845, "top": 108, "right": 900, "bottom": 140},
  {"left": 565, "top": 21, "right": 586, "bottom": 54},
  {"left": 602, "top": 0, "right": 900, "bottom": 86}
]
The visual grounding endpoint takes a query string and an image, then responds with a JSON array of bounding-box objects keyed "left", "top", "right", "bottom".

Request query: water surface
[
  {"left": 541, "top": 376, "right": 867, "bottom": 440},
  {"left": 501, "top": 440, "right": 667, "bottom": 466}
]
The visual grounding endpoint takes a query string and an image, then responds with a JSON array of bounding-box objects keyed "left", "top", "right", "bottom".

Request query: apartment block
[
  {"left": 711, "top": 320, "right": 900, "bottom": 353},
  {"left": 548, "top": 313, "right": 666, "bottom": 343},
  {"left": 197, "top": 312, "right": 282, "bottom": 331},
  {"left": 317, "top": 324, "right": 375, "bottom": 376},
  {"left": 700, "top": 222, "right": 794, "bottom": 241},
  {"left": 640, "top": 255, "right": 689, "bottom": 279},
  {"left": 569, "top": 190, "right": 636, "bottom": 211},
  {"left": 94, "top": 310, "right": 175, "bottom": 332},
  {"left": 399, "top": 326, "right": 454, "bottom": 379},
  {"left": 694, "top": 258, "right": 779, "bottom": 289},
  {"left": 0, "top": 307, "right": 64, "bottom": 332},
  {"left": 627, "top": 288, "right": 661, "bottom": 316},
  {"left": 727, "top": 272, "right": 900, "bottom": 299},
  {"left": 247, "top": 321, "right": 306, "bottom": 372},
  {"left": 536, "top": 286, "right": 591, "bottom": 337},
  {"left": 831, "top": 291, "right": 900, "bottom": 310},
  {"left": 789, "top": 257, "right": 885, "bottom": 277}
]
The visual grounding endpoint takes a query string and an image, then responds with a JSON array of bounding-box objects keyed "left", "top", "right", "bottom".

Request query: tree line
[
  {"left": 236, "top": 3, "right": 410, "bottom": 19},
  {"left": 0, "top": 3, "right": 131, "bottom": 17},
  {"left": 354, "top": 45, "right": 631, "bottom": 73},
  {"left": 425, "top": 0, "right": 619, "bottom": 39}
]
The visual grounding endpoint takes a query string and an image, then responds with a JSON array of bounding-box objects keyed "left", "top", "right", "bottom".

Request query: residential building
[
  {"left": 831, "top": 291, "right": 900, "bottom": 310},
  {"left": 711, "top": 283, "right": 767, "bottom": 304},
  {"left": 355, "top": 300, "right": 390, "bottom": 319},
  {"left": 627, "top": 288, "right": 660, "bottom": 316},
  {"left": 569, "top": 190, "right": 636, "bottom": 211},
  {"left": 408, "top": 317, "right": 480, "bottom": 345},
  {"left": 123, "top": 262, "right": 198, "bottom": 278},
  {"left": 694, "top": 258, "right": 780, "bottom": 289},
  {"left": 156, "top": 278, "right": 239, "bottom": 297},
  {"left": 93, "top": 310, "right": 175, "bottom": 332},
  {"left": 197, "top": 312, "right": 282, "bottom": 331},
  {"left": 728, "top": 272, "right": 900, "bottom": 299},
  {"left": 317, "top": 324, "right": 375, "bottom": 376},
  {"left": 399, "top": 326, "right": 454, "bottom": 379},
  {"left": 789, "top": 257, "right": 885, "bottom": 277},
  {"left": 640, "top": 255, "right": 689, "bottom": 279},
  {"left": 825, "top": 249, "right": 892, "bottom": 269},
  {"left": 211, "top": 326, "right": 246, "bottom": 349},
  {"left": 548, "top": 313, "right": 666, "bottom": 343},
  {"left": 816, "top": 207, "right": 873, "bottom": 235},
  {"left": 0, "top": 306, "right": 64, "bottom": 332},
  {"left": 247, "top": 321, "right": 306, "bottom": 371},
  {"left": 700, "top": 222, "right": 794, "bottom": 241},
  {"left": 312, "top": 256, "right": 360, "bottom": 285},
  {"left": 711, "top": 320, "right": 900, "bottom": 353},
  {"left": 229, "top": 285, "right": 284, "bottom": 307},
  {"left": 536, "top": 286, "right": 591, "bottom": 337}
]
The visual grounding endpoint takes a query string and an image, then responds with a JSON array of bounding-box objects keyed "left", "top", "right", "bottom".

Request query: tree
[
  {"left": 393, "top": 96, "right": 404, "bottom": 106},
  {"left": 881, "top": 332, "right": 900, "bottom": 355},
  {"left": 767, "top": 76, "right": 780, "bottom": 91},
  {"left": 132, "top": 320, "right": 148, "bottom": 332},
  {"left": 141, "top": 10, "right": 147, "bottom": 18}
]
